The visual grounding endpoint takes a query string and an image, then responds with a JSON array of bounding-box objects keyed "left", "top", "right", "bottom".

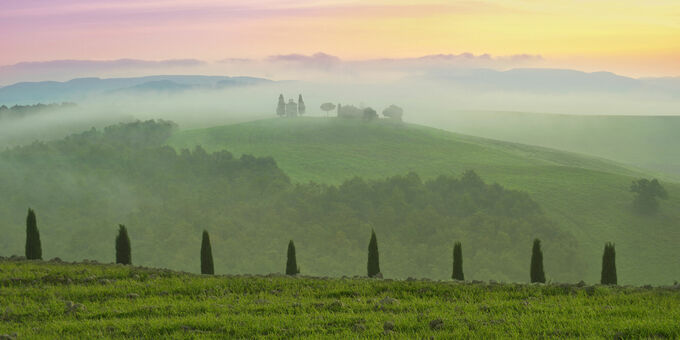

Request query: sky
[{"left": 1, "top": 0, "right": 679, "bottom": 78}]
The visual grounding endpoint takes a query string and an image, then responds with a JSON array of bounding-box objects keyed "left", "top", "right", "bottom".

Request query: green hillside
[
  {"left": 168, "top": 117, "right": 680, "bottom": 285},
  {"left": 427, "top": 111, "right": 680, "bottom": 179},
  {"left": 2, "top": 260, "right": 678, "bottom": 339},
  {"left": 0, "top": 121, "right": 578, "bottom": 283}
]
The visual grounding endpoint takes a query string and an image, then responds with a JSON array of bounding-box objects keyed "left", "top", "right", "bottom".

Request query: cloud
[
  {"left": 4, "top": 59, "right": 205, "bottom": 70},
  {"left": 266, "top": 53, "right": 342, "bottom": 70},
  {"left": 252, "top": 52, "right": 546, "bottom": 80},
  {"left": 261, "top": 52, "right": 543, "bottom": 70},
  {"left": 208, "top": 52, "right": 547, "bottom": 84},
  {"left": 0, "top": 52, "right": 547, "bottom": 86},
  {"left": 417, "top": 53, "right": 543, "bottom": 62},
  {"left": 361, "top": 53, "right": 544, "bottom": 69},
  {"left": 217, "top": 58, "right": 254, "bottom": 63}
]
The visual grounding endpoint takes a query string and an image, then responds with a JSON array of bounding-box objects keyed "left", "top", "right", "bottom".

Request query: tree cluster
[
  {"left": 0, "top": 102, "right": 76, "bottom": 120},
  {"left": 324, "top": 103, "right": 403, "bottom": 122},
  {"left": 630, "top": 178, "right": 668, "bottom": 214}
]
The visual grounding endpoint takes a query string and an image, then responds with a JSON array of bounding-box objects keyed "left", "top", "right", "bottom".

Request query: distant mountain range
[
  {"left": 1, "top": 69, "right": 678, "bottom": 105},
  {"left": 412, "top": 68, "right": 680, "bottom": 95},
  {"left": 0, "top": 75, "right": 273, "bottom": 104}
]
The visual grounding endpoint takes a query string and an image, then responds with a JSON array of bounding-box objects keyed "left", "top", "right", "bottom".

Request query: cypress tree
[
  {"left": 285, "top": 240, "right": 299, "bottom": 275},
  {"left": 367, "top": 230, "right": 381, "bottom": 277},
  {"left": 201, "top": 230, "right": 214, "bottom": 275},
  {"left": 452, "top": 241, "right": 464, "bottom": 280},
  {"left": 601, "top": 242, "right": 617, "bottom": 285},
  {"left": 276, "top": 94, "right": 286, "bottom": 117},
  {"left": 297, "top": 95, "right": 306, "bottom": 115},
  {"left": 115, "top": 225, "right": 131, "bottom": 265},
  {"left": 25, "top": 208, "right": 42, "bottom": 260},
  {"left": 530, "top": 238, "right": 546, "bottom": 283}
]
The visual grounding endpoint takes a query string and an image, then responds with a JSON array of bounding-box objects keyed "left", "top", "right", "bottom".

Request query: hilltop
[{"left": 168, "top": 117, "right": 680, "bottom": 285}]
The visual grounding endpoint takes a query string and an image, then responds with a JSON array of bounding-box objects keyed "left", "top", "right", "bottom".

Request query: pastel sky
[{"left": 2, "top": 0, "right": 679, "bottom": 77}]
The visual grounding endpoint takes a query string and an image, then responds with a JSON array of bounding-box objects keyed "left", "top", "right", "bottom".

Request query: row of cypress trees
[
  {"left": 527, "top": 238, "right": 617, "bottom": 285},
  {"left": 22, "top": 209, "right": 619, "bottom": 284}
]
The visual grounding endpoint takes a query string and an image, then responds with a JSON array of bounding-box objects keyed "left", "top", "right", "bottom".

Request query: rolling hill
[
  {"left": 168, "top": 117, "right": 680, "bottom": 285},
  {"left": 421, "top": 111, "right": 680, "bottom": 179},
  {"left": 0, "top": 120, "right": 579, "bottom": 283}
]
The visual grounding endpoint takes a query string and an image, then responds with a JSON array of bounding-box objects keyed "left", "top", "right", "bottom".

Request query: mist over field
[
  {"left": 2, "top": 68, "right": 679, "bottom": 147},
  {"left": 2, "top": 71, "right": 680, "bottom": 284}
]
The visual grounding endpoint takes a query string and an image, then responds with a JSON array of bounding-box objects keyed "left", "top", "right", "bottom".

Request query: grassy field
[
  {"left": 423, "top": 111, "right": 680, "bottom": 179},
  {"left": 168, "top": 117, "right": 680, "bottom": 285},
  {"left": 1, "top": 260, "right": 678, "bottom": 339}
]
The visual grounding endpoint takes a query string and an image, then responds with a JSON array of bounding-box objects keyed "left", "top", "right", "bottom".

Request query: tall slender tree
[
  {"left": 452, "top": 241, "right": 464, "bottom": 280},
  {"left": 115, "top": 225, "right": 131, "bottom": 265},
  {"left": 297, "top": 95, "right": 306, "bottom": 115},
  {"left": 286, "top": 240, "right": 299, "bottom": 275},
  {"left": 201, "top": 230, "right": 214, "bottom": 275},
  {"left": 367, "top": 230, "right": 381, "bottom": 277},
  {"left": 25, "top": 208, "right": 42, "bottom": 260},
  {"left": 601, "top": 242, "right": 617, "bottom": 285},
  {"left": 276, "top": 94, "right": 286, "bottom": 117},
  {"left": 530, "top": 238, "right": 546, "bottom": 283}
]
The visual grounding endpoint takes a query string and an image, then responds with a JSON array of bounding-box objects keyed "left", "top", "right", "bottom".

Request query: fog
[
  {"left": 2, "top": 55, "right": 679, "bottom": 148},
  {"left": 2, "top": 74, "right": 679, "bottom": 147}
]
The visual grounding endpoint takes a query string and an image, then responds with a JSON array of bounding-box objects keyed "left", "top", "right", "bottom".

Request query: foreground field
[
  {"left": 1, "top": 260, "right": 678, "bottom": 339},
  {"left": 168, "top": 118, "right": 680, "bottom": 285}
]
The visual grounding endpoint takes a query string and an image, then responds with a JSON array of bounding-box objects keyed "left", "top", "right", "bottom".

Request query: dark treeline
[
  {"left": 0, "top": 120, "right": 583, "bottom": 281},
  {"left": 0, "top": 102, "right": 76, "bottom": 120}
]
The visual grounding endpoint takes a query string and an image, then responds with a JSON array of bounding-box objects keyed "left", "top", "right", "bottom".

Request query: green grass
[
  {"left": 429, "top": 110, "right": 680, "bottom": 179},
  {"left": 1, "top": 260, "right": 678, "bottom": 339},
  {"left": 168, "top": 117, "right": 680, "bottom": 285}
]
